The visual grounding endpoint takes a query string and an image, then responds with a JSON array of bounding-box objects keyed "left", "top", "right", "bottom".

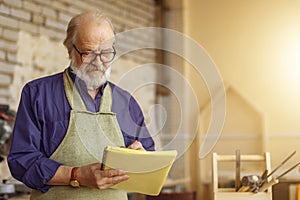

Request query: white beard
[{"left": 70, "top": 58, "right": 111, "bottom": 90}]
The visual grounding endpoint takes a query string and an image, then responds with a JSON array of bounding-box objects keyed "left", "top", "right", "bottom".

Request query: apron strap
[
  {"left": 99, "top": 84, "right": 113, "bottom": 113},
  {"left": 63, "top": 69, "right": 87, "bottom": 110}
]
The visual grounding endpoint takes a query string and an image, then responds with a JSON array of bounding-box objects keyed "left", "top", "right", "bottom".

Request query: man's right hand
[
  {"left": 77, "top": 163, "right": 129, "bottom": 189},
  {"left": 47, "top": 163, "right": 129, "bottom": 190}
]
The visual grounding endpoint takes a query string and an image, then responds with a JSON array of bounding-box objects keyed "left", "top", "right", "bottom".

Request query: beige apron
[{"left": 30, "top": 69, "right": 128, "bottom": 200}]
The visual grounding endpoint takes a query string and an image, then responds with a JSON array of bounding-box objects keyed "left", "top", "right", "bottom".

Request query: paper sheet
[{"left": 102, "top": 146, "right": 177, "bottom": 195}]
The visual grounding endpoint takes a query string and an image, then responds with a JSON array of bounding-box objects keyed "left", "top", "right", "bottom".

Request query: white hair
[{"left": 63, "top": 11, "right": 115, "bottom": 58}]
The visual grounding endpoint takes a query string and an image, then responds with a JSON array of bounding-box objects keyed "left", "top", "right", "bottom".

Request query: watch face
[{"left": 70, "top": 180, "right": 80, "bottom": 187}]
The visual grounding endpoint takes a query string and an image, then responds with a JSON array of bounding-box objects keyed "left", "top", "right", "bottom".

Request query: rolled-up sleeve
[{"left": 7, "top": 84, "right": 61, "bottom": 192}]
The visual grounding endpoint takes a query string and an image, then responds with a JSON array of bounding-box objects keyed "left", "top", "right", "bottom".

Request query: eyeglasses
[{"left": 72, "top": 44, "right": 116, "bottom": 63}]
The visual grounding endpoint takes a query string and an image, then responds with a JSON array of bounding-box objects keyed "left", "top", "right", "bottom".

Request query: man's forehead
[
  {"left": 98, "top": 38, "right": 115, "bottom": 48},
  {"left": 76, "top": 22, "right": 115, "bottom": 48}
]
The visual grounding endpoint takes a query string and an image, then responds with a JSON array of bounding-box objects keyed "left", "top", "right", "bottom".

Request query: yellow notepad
[{"left": 102, "top": 146, "right": 177, "bottom": 196}]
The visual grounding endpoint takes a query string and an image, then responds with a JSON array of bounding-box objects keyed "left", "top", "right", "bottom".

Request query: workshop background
[{"left": 1, "top": 0, "right": 300, "bottom": 200}]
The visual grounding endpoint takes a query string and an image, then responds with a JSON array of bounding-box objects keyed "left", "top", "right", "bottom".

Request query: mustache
[{"left": 82, "top": 62, "right": 106, "bottom": 73}]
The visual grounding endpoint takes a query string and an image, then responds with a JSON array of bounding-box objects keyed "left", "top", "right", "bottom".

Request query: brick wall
[
  {"left": 0, "top": 0, "right": 158, "bottom": 110},
  {"left": 0, "top": 0, "right": 191, "bottom": 192},
  {"left": 0, "top": 0, "right": 159, "bottom": 180}
]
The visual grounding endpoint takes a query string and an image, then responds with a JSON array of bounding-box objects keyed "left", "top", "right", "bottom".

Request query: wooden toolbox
[{"left": 212, "top": 152, "right": 272, "bottom": 200}]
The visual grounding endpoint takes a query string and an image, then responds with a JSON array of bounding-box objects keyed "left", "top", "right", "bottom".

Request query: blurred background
[{"left": 0, "top": 0, "right": 300, "bottom": 199}]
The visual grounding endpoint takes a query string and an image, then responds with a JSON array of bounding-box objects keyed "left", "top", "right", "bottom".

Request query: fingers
[
  {"left": 103, "top": 169, "right": 127, "bottom": 176},
  {"left": 98, "top": 169, "right": 129, "bottom": 190},
  {"left": 128, "top": 140, "right": 145, "bottom": 150},
  {"left": 76, "top": 163, "right": 129, "bottom": 190}
]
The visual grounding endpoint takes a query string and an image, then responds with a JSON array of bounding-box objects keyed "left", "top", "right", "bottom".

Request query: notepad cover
[{"left": 102, "top": 146, "right": 177, "bottom": 196}]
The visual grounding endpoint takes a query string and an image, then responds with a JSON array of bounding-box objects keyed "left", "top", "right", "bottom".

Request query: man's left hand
[{"left": 127, "top": 140, "right": 145, "bottom": 150}]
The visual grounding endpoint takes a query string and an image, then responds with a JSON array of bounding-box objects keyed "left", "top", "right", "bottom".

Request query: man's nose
[{"left": 92, "top": 54, "right": 102, "bottom": 64}]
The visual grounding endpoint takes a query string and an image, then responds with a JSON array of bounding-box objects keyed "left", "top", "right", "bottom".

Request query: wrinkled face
[{"left": 71, "top": 20, "right": 115, "bottom": 90}]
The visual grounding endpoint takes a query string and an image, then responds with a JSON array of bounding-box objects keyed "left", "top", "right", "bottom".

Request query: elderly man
[{"left": 8, "top": 11, "right": 154, "bottom": 200}]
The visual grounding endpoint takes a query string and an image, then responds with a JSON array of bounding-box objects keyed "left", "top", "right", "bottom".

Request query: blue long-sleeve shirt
[{"left": 7, "top": 68, "right": 155, "bottom": 192}]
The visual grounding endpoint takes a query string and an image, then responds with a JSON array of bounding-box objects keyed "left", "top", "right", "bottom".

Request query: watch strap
[
  {"left": 70, "top": 167, "right": 80, "bottom": 187},
  {"left": 71, "top": 167, "right": 79, "bottom": 180}
]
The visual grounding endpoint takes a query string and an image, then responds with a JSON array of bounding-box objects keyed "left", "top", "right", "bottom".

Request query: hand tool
[
  {"left": 259, "top": 169, "right": 268, "bottom": 186},
  {"left": 235, "top": 149, "right": 241, "bottom": 192},
  {"left": 239, "top": 175, "right": 262, "bottom": 193},
  {"left": 238, "top": 186, "right": 250, "bottom": 192},
  {"left": 259, "top": 161, "right": 300, "bottom": 192},
  {"left": 258, "top": 177, "right": 278, "bottom": 192},
  {"left": 267, "top": 151, "right": 296, "bottom": 178},
  {"left": 276, "top": 161, "right": 300, "bottom": 179}
]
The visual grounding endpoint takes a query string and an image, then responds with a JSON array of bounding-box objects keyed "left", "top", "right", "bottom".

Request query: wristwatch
[{"left": 69, "top": 167, "right": 80, "bottom": 188}]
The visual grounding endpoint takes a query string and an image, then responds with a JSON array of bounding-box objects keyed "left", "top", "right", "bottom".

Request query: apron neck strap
[
  {"left": 99, "top": 83, "right": 113, "bottom": 113},
  {"left": 63, "top": 68, "right": 86, "bottom": 110}
]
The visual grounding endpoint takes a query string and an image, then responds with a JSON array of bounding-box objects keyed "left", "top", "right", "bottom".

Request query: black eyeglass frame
[{"left": 72, "top": 44, "right": 116, "bottom": 63}]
